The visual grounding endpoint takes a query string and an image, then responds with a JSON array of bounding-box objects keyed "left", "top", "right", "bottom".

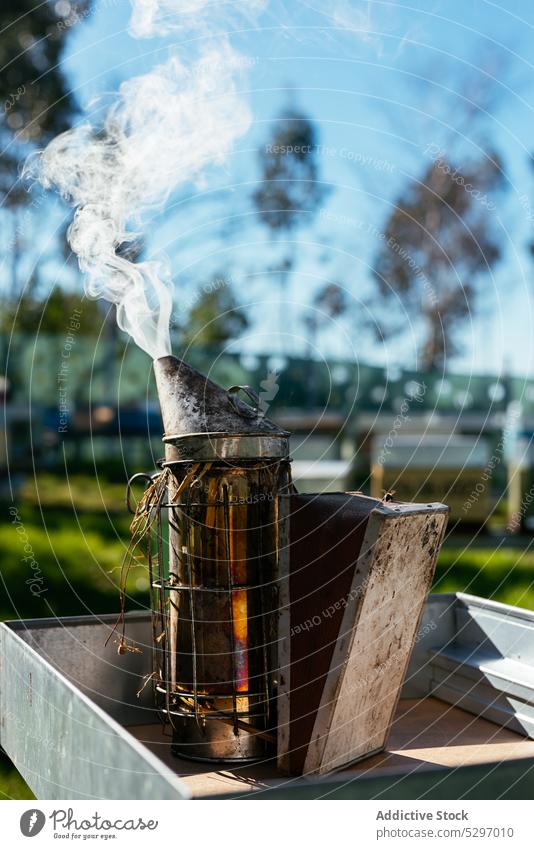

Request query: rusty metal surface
[
  {"left": 156, "top": 461, "right": 290, "bottom": 761},
  {"left": 405, "top": 593, "right": 534, "bottom": 738},
  {"left": 149, "top": 356, "right": 289, "bottom": 759},
  {"left": 151, "top": 355, "right": 291, "bottom": 758}
]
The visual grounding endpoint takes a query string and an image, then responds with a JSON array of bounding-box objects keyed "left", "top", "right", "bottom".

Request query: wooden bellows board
[{"left": 276, "top": 493, "right": 448, "bottom": 775}]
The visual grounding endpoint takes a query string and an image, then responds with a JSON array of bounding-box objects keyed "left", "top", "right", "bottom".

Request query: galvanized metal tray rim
[
  {"left": 454, "top": 591, "right": 534, "bottom": 623},
  {"left": 4, "top": 609, "right": 150, "bottom": 632}
]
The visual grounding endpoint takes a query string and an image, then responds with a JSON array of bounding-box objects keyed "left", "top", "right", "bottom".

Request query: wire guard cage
[{"left": 144, "top": 457, "right": 291, "bottom": 762}]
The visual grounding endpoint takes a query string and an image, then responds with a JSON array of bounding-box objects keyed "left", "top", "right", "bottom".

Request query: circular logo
[{"left": 20, "top": 810, "right": 46, "bottom": 837}]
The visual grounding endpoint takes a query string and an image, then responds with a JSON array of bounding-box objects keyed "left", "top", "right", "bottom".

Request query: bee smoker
[{"left": 146, "top": 355, "right": 291, "bottom": 761}]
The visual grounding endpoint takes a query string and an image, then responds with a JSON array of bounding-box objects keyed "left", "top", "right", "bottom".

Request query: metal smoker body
[{"left": 152, "top": 356, "right": 290, "bottom": 761}]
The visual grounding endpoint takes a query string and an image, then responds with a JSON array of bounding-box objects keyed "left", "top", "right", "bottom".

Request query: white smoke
[
  {"left": 129, "top": 0, "right": 266, "bottom": 39},
  {"left": 32, "top": 1, "right": 262, "bottom": 359}
]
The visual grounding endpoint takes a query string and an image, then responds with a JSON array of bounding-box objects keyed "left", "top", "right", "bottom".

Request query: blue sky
[{"left": 52, "top": 0, "right": 534, "bottom": 377}]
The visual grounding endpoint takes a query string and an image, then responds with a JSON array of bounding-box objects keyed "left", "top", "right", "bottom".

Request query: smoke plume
[{"left": 33, "top": 1, "right": 262, "bottom": 359}]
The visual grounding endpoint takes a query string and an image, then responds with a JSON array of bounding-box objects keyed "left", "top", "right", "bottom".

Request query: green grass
[
  {"left": 0, "top": 503, "right": 149, "bottom": 623},
  {"left": 0, "top": 755, "right": 35, "bottom": 800},
  {"left": 3, "top": 472, "right": 534, "bottom": 798},
  {"left": 18, "top": 473, "right": 129, "bottom": 513}
]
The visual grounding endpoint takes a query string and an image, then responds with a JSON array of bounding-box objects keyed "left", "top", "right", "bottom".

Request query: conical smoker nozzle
[{"left": 153, "top": 355, "right": 290, "bottom": 462}]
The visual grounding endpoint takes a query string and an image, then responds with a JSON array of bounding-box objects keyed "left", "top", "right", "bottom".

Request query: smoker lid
[{"left": 154, "top": 355, "right": 289, "bottom": 441}]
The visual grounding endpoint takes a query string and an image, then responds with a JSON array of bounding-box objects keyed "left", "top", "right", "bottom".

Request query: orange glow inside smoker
[{"left": 228, "top": 491, "right": 249, "bottom": 694}]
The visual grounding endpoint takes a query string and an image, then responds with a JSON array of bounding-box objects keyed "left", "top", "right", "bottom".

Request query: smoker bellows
[{"left": 129, "top": 355, "right": 448, "bottom": 773}]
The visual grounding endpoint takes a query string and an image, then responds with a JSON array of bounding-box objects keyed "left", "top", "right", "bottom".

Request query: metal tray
[{"left": 2, "top": 593, "right": 534, "bottom": 799}]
